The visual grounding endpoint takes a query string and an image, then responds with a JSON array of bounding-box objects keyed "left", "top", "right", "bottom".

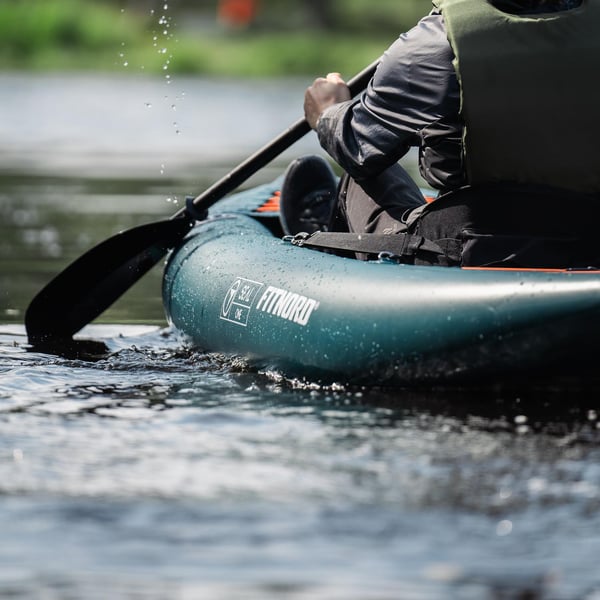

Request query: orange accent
[
  {"left": 423, "top": 195, "right": 435, "bottom": 204},
  {"left": 464, "top": 266, "right": 600, "bottom": 273},
  {"left": 255, "top": 191, "right": 281, "bottom": 213}
]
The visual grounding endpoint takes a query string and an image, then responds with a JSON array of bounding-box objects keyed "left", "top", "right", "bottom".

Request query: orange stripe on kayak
[
  {"left": 256, "top": 191, "right": 281, "bottom": 213},
  {"left": 464, "top": 266, "right": 600, "bottom": 273}
]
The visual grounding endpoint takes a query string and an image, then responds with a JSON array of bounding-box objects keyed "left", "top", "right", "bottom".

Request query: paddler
[{"left": 281, "top": 0, "right": 600, "bottom": 268}]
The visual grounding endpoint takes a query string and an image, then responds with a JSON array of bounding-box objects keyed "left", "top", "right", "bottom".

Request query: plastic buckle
[{"left": 289, "top": 232, "right": 311, "bottom": 247}]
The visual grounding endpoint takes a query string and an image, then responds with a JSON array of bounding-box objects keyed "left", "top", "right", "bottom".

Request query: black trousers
[
  {"left": 333, "top": 163, "right": 425, "bottom": 235},
  {"left": 331, "top": 165, "right": 600, "bottom": 269}
]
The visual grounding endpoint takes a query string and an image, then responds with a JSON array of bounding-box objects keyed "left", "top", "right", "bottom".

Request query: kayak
[{"left": 162, "top": 178, "right": 600, "bottom": 385}]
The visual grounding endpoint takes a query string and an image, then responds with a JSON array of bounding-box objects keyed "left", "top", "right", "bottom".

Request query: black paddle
[{"left": 25, "top": 60, "right": 379, "bottom": 347}]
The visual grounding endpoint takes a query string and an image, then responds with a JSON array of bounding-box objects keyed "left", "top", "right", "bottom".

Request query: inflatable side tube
[{"left": 163, "top": 213, "right": 600, "bottom": 384}]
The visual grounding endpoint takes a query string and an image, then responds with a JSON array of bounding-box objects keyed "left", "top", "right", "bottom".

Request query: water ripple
[{"left": 1, "top": 324, "right": 600, "bottom": 598}]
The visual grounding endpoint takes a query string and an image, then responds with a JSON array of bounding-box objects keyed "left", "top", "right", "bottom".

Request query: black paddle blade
[
  {"left": 28, "top": 337, "right": 111, "bottom": 361},
  {"left": 25, "top": 216, "right": 192, "bottom": 346}
]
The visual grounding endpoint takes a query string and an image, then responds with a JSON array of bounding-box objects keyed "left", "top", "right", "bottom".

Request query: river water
[{"left": 1, "top": 73, "right": 600, "bottom": 600}]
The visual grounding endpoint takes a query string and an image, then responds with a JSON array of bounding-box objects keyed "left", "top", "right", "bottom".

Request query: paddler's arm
[{"left": 304, "top": 10, "right": 461, "bottom": 188}]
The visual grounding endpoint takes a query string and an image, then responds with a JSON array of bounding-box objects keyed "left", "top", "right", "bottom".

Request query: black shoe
[{"left": 279, "top": 155, "right": 338, "bottom": 235}]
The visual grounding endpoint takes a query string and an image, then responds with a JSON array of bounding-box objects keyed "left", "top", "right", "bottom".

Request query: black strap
[{"left": 290, "top": 231, "right": 460, "bottom": 265}]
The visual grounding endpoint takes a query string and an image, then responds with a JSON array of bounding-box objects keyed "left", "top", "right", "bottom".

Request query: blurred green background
[{"left": 0, "top": 0, "right": 433, "bottom": 77}]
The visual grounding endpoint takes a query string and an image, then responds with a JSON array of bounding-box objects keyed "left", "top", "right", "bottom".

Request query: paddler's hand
[{"left": 304, "top": 72, "right": 351, "bottom": 130}]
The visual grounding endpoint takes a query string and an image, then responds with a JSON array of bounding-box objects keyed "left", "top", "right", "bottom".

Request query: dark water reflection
[
  {"left": 0, "top": 171, "right": 203, "bottom": 324},
  {"left": 1, "top": 74, "right": 600, "bottom": 599},
  {"left": 2, "top": 324, "right": 600, "bottom": 599}
]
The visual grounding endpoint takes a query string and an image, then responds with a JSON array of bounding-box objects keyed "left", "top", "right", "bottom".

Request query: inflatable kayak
[{"left": 162, "top": 179, "right": 600, "bottom": 385}]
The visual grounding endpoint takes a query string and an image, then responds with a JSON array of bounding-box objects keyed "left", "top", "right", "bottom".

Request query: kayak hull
[{"left": 162, "top": 186, "right": 600, "bottom": 385}]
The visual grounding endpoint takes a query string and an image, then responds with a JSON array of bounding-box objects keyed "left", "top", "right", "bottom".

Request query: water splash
[
  {"left": 118, "top": 40, "right": 129, "bottom": 69},
  {"left": 129, "top": 4, "right": 184, "bottom": 178}
]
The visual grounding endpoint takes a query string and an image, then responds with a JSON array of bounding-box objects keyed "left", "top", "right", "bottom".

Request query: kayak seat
[{"left": 279, "top": 155, "right": 338, "bottom": 235}]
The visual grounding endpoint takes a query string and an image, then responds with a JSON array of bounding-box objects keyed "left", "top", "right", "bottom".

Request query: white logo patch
[
  {"left": 220, "top": 278, "right": 264, "bottom": 326},
  {"left": 221, "top": 279, "right": 320, "bottom": 327}
]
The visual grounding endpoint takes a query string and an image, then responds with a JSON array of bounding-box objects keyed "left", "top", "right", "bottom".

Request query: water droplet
[
  {"left": 123, "top": 62, "right": 129, "bottom": 67},
  {"left": 496, "top": 520, "right": 513, "bottom": 536},
  {"left": 164, "top": 3, "right": 169, "bottom": 9},
  {"left": 171, "top": 104, "right": 176, "bottom": 111},
  {"left": 144, "top": 102, "right": 152, "bottom": 108}
]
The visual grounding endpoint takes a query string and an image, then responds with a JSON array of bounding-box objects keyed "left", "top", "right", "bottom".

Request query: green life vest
[{"left": 434, "top": 0, "right": 600, "bottom": 193}]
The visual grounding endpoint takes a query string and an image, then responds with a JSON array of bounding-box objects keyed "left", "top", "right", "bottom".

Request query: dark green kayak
[{"left": 162, "top": 180, "right": 600, "bottom": 385}]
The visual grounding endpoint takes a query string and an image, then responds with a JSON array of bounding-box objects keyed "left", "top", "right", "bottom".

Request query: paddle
[{"left": 25, "top": 59, "right": 380, "bottom": 347}]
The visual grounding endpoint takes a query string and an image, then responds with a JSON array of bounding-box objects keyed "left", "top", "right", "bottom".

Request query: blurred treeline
[{"left": 0, "top": 0, "right": 432, "bottom": 76}]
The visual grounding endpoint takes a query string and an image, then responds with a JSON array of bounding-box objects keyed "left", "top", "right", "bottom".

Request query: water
[{"left": 2, "top": 73, "right": 600, "bottom": 600}]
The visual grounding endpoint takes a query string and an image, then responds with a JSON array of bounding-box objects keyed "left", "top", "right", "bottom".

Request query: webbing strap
[{"left": 290, "top": 231, "right": 460, "bottom": 265}]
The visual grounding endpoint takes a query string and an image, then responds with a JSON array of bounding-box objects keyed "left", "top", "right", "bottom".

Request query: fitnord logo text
[{"left": 255, "top": 285, "right": 319, "bottom": 326}]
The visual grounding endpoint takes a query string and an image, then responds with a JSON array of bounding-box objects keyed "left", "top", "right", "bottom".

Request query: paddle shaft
[
  {"left": 174, "top": 59, "right": 380, "bottom": 220},
  {"left": 25, "top": 59, "right": 380, "bottom": 345}
]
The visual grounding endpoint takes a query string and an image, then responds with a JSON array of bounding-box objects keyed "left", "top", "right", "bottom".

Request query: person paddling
[{"left": 281, "top": 0, "right": 600, "bottom": 268}]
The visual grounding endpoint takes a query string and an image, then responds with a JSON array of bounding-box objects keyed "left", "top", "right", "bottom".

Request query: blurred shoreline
[{"left": 0, "top": 0, "right": 431, "bottom": 77}]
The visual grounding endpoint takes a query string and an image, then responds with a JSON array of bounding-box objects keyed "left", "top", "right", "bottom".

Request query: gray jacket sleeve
[{"left": 315, "top": 11, "right": 463, "bottom": 190}]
